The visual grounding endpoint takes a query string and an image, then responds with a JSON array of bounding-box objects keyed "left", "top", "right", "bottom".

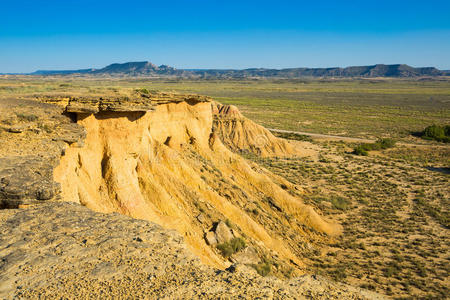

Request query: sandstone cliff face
[{"left": 50, "top": 92, "right": 339, "bottom": 270}]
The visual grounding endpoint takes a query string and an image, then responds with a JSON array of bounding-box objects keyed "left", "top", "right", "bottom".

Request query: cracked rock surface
[{"left": 0, "top": 99, "right": 85, "bottom": 208}]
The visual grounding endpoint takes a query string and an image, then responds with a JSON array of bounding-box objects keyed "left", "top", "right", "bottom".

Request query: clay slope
[
  {"left": 48, "top": 92, "right": 339, "bottom": 272},
  {"left": 0, "top": 203, "right": 381, "bottom": 299},
  {"left": 212, "top": 102, "right": 296, "bottom": 157}
]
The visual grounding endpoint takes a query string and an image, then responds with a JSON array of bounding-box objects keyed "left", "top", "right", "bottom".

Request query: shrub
[
  {"left": 421, "top": 124, "right": 450, "bottom": 143},
  {"left": 353, "top": 138, "right": 396, "bottom": 155},
  {"left": 252, "top": 257, "right": 273, "bottom": 276},
  {"left": 331, "top": 196, "right": 351, "bottom": 210},
  {"left": 353, "top": 145, "right": 368, "bottom": 156},
  {"left": 376, "top": 138, "right": 396, "bottom": 149},
  {"left": 216, "top": 237, "right": 246, "bottom": 258},
  {"left": 273, "top": 132, "right": 313, "bottom": 142},
  {"left": 38, "top": 123, "right": 53, "bottom": 133},
  {"left": 136, "top": 88, "right": 151, "bottom": 94},
  {"left": 225, "top": 219, "right": 233, "bottom": 228}
]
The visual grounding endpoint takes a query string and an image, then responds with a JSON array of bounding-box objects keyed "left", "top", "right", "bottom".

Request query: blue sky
[{"left": 1, "top": 0, "right": 450, "bottom": 72}]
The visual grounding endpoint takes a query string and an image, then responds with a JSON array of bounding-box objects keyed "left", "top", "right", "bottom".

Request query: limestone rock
[
  {"left": 214, "top": 221, "right": 234, "bottom": 244},
  {"left": 8, "top": 123, "right": 32, "bottom": 133},
  {"left": 230, "top": 246, "right": 260, "bottom": 265},
  {"left": 205, "top": 231, "right": 217, "bottom": 245},
  {"left": 196, "top": 213, "right": 206, "bottom": 224},
  {"left": 38, "top": 92, "right": 211, "bottom": 114},
  {"left": 0, "top": 98, "right": 90, "bottom": 208},
  {"left": 0, "top": 156, "right": 60, "bottom": 208},
  {"left": 212, "top": 102, "right": 243, "bottom": 119},
  {"left": 1, "top": 94, "right": 341, "bottom": 282},
  {"left": 226, "top": 263, "right": 259, "bottom": 275},
  {"left": 52, "top": 123, "right": 86, "bottom": 144}
]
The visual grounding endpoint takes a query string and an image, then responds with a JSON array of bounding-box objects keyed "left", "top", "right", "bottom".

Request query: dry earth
[
  {"left": 246, "top": 139, "right": 449, "bottom": 299},
  {"left": 0, "top": 202, "right": 382, "bottom": 299}
]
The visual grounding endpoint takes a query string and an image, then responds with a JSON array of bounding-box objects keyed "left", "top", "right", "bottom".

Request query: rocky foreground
[{"left": 0, "top": 202, "right": 383, "bottom": 299}]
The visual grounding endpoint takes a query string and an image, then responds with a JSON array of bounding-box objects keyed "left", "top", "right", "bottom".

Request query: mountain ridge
[{"left": 25, "top": 61, "right": 450, "bottom": 78}]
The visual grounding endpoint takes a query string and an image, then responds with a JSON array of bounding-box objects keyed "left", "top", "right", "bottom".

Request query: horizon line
[{"left": 2, "top": 62, "right": 449, "bottom": 74}]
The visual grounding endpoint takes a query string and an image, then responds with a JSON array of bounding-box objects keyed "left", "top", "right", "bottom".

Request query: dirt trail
[{"left": 268, "top": 128, "right": 449, "bottom": 148}]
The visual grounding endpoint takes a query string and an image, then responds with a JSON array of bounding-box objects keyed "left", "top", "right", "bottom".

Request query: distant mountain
[
  {"left": 193, "top": 64, "right": 446, "bottom": 78},
  {"left": 32, "top": 69, "right": 95, "bottom": 75},
  {"left": 30, "top": 62, "right": 190, "bottom": 76},
  {"left": 92, "top": 61, "right": 190, "bottom": 76},
  {"left": 26, "top": 62, "right": 448, "bottom": 78}
]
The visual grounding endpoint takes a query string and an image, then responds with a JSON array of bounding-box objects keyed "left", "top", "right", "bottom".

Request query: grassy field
[
  {"left": 1, "top": 76, "right": 449, "bottom": 141},
  {"left": 245, "top": 141, "right": 449, "bottom": 299}
]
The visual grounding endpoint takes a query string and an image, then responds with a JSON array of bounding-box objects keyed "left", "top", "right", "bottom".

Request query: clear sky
[{"left": 1, "top": 0, "right": 450, "bottom": 73}]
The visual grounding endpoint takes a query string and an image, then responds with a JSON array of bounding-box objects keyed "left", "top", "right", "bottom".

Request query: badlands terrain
[{"left": 0, "top": 76, "right": 449, "bottom": 299}]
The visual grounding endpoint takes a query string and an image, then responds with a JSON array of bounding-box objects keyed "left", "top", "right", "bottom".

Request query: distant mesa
[
  {"left": 24, "top": 61, "right": 450, "bottom": 78},
  {"left": 32, "top": 68, "right": 96, "bottom": 75},
  {"left": 30, "top": 62, "right": 187, "bottom": 76}
]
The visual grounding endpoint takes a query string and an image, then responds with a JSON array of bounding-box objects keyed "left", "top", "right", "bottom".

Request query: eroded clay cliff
[
  {"left": 212, "top": 101, "right": 296, "bottom": 157},
  {"left": 1, "top": 92, "right": 340, "bottom": 275},
  {"left": 43, "top": 92, "right": 338, "bottom": 271}
]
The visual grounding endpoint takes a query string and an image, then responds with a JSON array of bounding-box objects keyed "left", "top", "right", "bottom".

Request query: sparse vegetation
[
  {"left": 37, "top": 122, "right": 53, "bottom": 133},
  {"left": 247, "top": 139, "right": 449, "bottom": 298},
  {"left": 1, "top": 77, "right": 449, "bottom": 141},
  {"left": 15, "top": 112, "right": 38, "bottom": 122},
  {"left": 330, "top": 196, "right": 351, "bottom": 210},
  {"left": 216, "top": 237, "right": 246, "bottom": 258},
  {"left": 252, "top": 257, "right": 273, "bottom": 276}
]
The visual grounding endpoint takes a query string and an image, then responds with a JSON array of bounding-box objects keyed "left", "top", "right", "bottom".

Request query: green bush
[
  {"left": 331, "top": 196, "right": 351, "bottom": 210},
  {"left": 252, "top": 257, "right": 273, "bottom": 276},
  {"left": 216, "top": 237, "right": 246, "bottom": 258},
  {"left": 376, "top": 138, "right": 396, "bottom": 149},
  {"left": 272, "top": 131, "right": 313, "bottom": 142},
  {"left": 353, "top": 145, "right": 369, "bottom": 156},
  {"left": 421, "top": 124, "right": 450, "bottom": 143},
  {"left": 136, "top": 88, "right": 150, "bottom": 94},
  {"left": 353, "top": 138, "right": 396, "bottom": 155}
]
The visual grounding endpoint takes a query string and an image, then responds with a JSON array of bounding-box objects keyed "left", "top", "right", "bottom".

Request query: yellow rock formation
[
  {"left": 212, "top": 102, "right": 296, "bottom": 157},
  {"left": 53, "top": 94, "right": 340, "bottom": 269}
]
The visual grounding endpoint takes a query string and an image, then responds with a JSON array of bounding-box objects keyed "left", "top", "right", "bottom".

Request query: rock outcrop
[
  {"left": 213, "top": 221, "right": 234, "bottom": 244},
  {"left": 46, "top": 92, "right": 339, "bottom": 270},
  {"left": 0, "top": 99, "right": 85, "bottom": 208},
  {"left": 212, "top": 102, "right": 297, "bottom": 157},
  {"left": 38, "top": 92, "right": 210, "bottom": 113}
]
